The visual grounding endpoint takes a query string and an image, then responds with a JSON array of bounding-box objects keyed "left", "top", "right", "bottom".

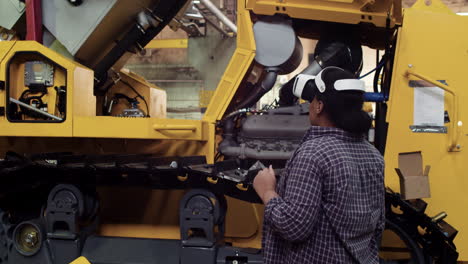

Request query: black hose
[
  {"left": 373, "top": 54, "right": 386, "bottom": 93},
  {"left": 235, "top": 70, "right": 278, "bottom": 110},
  {"left": 380, "top": 218, "right": 427, "bottom": 264},
  {"left": 278, "top": 60, "right": 323, "bottom": 107},
  {"left": 120, "top": 80, "right": 150, "bottom": 117}
]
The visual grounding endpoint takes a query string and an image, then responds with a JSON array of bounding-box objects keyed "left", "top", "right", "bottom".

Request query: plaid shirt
[{"left": 262, "top": 126, "right": 385, "bottom": 264}]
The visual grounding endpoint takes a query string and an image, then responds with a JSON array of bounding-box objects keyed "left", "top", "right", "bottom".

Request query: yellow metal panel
[
  {"left": 73, "top": 67, "right": 96, "bottom": 117},
  {"left": 0, "top": 41, "right": 16, "bottom": 118},
  {"left": 145, "top": 39, "right": 188, "bottom": 49},
  {"left": 202, "top": 122, "right": 216, "bottom": 163},
  {"left": 203, "top": 0, "right": 256, "bottom": 123},
  {"left": 73, "top": 116, "right": 206, "bottom": 141},
  {"left": 0, "top": 41, "right": 96, "bottom": 137},
  {"left": 0, "top": 123, "right": 74, "bottom": 137},
  {"left": 0, "top": 41, "right": 16, "bottom": 68},
  {"left": 97, "top": 187, "right": 263, "bottom": 249},
  {"left": 246, "top": 0, "right": 402, "bottom": 27},
  {"left": 199, "top": 90, "right": 215, "bottom": 108},
  {"left": 236, "top": 1, "right": 256, "bottom": 51},
  {"left": 385, "top": 0, "right": 468, "bottom": 259},
  {"left": 69, "top": 257, "right": 91, "bottom": 264}
]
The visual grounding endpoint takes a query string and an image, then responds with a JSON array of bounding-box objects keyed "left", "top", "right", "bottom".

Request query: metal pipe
[
  {"left": 9, "top": 98, "right": 62, "bottom": 121},
  {"left": 195, "top": 5, "right": 231, "bottom": 37},
  {"left": 236, "top": 70, "right": 278, "bottom": 109},
  {"left": 198, "top": 0, "right": 237, "bottom": 33},
  {"left": 431, "top": 212, "right": 447, "bottom": 223}
]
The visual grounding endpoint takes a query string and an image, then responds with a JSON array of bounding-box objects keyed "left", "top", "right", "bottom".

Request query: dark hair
[{"left": 306, "top": 67, "right": 371, "bottom": 135}]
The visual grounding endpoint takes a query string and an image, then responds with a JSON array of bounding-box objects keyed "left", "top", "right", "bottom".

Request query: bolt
[
  {"left": 408, "top": 64, "right": 413, "bottom": 68},
  {"left": 456, "top": 144, "right": 461, "bottom": 149},
  {"left": 24, "top": 231, "right": 38, "bottom": 248},
  {"left": 232, "top": 260, "right": 239, "bottom": 264}
]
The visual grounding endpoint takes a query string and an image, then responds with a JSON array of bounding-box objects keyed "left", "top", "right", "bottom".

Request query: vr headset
[{"left": 292, "top": 67, "right": 366, "bottom": 101}]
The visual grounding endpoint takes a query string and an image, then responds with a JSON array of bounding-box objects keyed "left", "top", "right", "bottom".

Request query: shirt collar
[{"left": 302, "top": 126, "right": 364, "bottom": 143}]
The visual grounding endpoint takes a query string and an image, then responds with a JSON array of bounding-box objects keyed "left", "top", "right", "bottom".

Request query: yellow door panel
[
  {"left": 73, "top": 117, "right": 206, "bottom": 141},
  {"left": 385, "top": 0, "right": 468, "bottom": 259}
]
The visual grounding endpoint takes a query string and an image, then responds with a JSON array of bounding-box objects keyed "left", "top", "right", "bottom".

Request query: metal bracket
[
  {"left": 179, "top": 189, "right": 227, "bottom": 264},
  {"left": 46, "top": 184, "right": 84, "bottom": 239},
  {"left": 44, "top": 184, "right": 86, "bottom": 264},
  {"left": 179, "top": 189, "right": 226, "bottom": 248}
]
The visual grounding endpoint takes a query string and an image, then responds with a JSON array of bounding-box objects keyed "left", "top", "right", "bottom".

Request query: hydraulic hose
[
  {"left": 236, "top": 70, "right": 278, "bottom": 110},
  {"left": 278, "top": 60, "right": 323, "bottom": 106}
]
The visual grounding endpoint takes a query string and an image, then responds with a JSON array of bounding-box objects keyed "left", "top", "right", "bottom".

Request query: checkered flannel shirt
[{"left": 262, "top": 126, "right": 385, "bottom": 264}]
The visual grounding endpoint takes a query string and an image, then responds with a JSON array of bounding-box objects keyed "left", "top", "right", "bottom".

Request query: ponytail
[
  {"left": 319, "top": 91, "right": 371, "bottom": 135},
  {"left": 333, "top": 109, "right": 371, "bottom": 134}
]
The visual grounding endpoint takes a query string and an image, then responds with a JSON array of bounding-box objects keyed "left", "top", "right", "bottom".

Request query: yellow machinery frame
[
  {"left": 2, "top": 0, "right": 468, "bottom": 262},
  {"left": 384, "top": 0, "right": 468, "bottom": 259},
  {"left": 0, "top": 0, "right": 256, "bottom": 165}
]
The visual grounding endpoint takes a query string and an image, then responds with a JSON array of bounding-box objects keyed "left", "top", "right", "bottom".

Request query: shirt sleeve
[
  {"left": 375, "top": 185, "right": 386, "bottom": 244},
  {"left": 264, "top": 150, "right": 323, "bottom": 242}
]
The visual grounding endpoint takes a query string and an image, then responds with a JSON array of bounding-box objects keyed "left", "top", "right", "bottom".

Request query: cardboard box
[{"left": 395, "top": 151, "right": 431, "bottom": 200}]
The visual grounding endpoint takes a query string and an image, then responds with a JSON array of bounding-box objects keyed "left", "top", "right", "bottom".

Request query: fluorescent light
[{"left": 457, "top": 12, "right": 468, "bottom": 16}]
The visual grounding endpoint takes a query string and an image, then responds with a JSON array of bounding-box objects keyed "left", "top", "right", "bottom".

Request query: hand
[{"left": 253, "top": 165, "right": 278, "bottom": 204}]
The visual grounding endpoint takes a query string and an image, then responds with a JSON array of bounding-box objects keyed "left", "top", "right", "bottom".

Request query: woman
[{"left": 253, "top": 66, "right": 385, "bottom": 264}]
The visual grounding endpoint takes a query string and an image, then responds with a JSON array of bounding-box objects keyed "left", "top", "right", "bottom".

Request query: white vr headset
[{"left": 292, "top": 69, "right": 366, "bottom": 100}]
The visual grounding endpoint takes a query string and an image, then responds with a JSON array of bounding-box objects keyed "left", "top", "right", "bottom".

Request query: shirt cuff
[{"left": 263, "top": 196, "right": 283, "bottom": 226}]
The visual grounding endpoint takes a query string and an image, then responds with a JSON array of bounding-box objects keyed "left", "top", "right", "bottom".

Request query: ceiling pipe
[{"left": 198, "top": 0, "right": 237, "bottom": 33}]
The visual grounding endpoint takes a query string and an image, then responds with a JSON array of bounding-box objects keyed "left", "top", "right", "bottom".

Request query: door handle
[
  {"left": 405, "top": 69, "right": 461, "bottom": 152},
  {"left": 153, "top": 124, "right": 197, "bottom": 131}
]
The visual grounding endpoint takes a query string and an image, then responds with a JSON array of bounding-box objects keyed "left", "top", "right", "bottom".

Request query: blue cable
[{"left": 359, "top": 60, "right": 386, "bottom": 79}]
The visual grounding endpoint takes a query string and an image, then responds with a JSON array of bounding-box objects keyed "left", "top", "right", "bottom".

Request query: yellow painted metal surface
[
  {"left": 246, "top": 0, "right": 402, "bottom": 28},
  {"left": 73, "top": 117, "right": 207, "bottom": 141},
  {"left": 202, "top": 0, "right": 256, "bottom": 123},
  {"left": 0, "top": 41, "right": 16, "bottom": 68},
  {"left": 0, "top": 41, "right": 16, "bottom": 122},
  {"left": 385, "top": 0, "right": 468, "bottom": 259},
  {"left": 145, "top": 38, "right": 188, "bottom": 49},
  {"left": 0, "top": 41, "right": 210, "bottom": 142},
  {"left": 69, "top": 257, "right": 91, "bottom": 264},
  {"left": 5, "top": 0, "right": 467, "bottom": 260},
  {"left": 199, "top": 90, "right": 215, "bottom": 108},
  {"left": 0, "top": 41, "right": 89, "bottom": 137}
]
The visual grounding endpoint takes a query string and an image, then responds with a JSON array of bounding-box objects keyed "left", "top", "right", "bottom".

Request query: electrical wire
[
  {"left": 359, "top": 60, "right": 386, "bottom": 80},
  {"left": 120, "top": 80, "right": 150, "bottom": 117}
]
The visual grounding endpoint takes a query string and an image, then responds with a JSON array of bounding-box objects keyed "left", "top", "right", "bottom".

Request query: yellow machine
[{"left": 0, "top": 0, "right": 467, "bottom": 263}]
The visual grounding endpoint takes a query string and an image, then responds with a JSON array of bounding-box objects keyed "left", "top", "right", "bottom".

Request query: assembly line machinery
[{"left": 0, "top": 0, "right": 467, "bottom": 263}]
